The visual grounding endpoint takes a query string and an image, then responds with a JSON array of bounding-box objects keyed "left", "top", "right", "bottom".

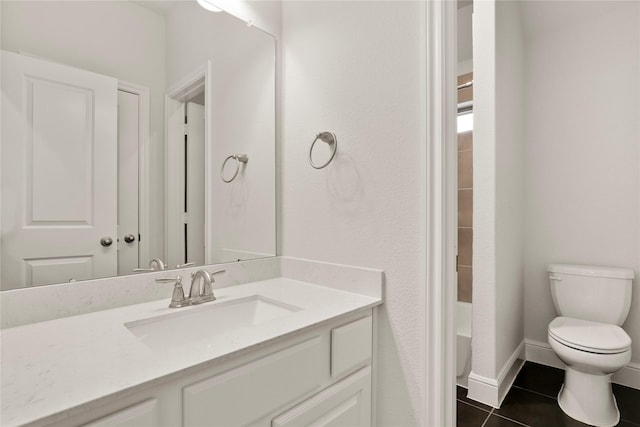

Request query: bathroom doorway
[
  {"left": 165, "top": 63, "right": 210, "bottom": 269},
  {"left": 456, "top": 71, "right": 473, "bottom": 388},
  {"left": 456, "top": 0, "right": 474, "bottom": 391}
]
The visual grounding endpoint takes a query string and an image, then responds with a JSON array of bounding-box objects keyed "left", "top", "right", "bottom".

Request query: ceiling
[{"left": 132, "top": 0, "right": 180, "bottom": 16}]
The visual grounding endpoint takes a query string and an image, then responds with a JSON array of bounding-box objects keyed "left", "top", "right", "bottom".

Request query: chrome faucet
[
  {"left": 156, "top": 269, "right": 225, "bottom": 308},
  {"left": 155, "top": 276, "right": 189, "bottom": 308},
  {"left": 188, "top": 269, "right": 225, "bottom": 304}
]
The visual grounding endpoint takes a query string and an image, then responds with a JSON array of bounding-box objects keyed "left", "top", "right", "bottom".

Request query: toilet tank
[{"left": 548, "top": 264, "right": 634, "bottom": 325}]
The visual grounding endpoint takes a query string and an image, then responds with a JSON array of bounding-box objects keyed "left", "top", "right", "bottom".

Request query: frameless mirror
[{"left": 0, "top": 0, "right": 276, "bottom": 291}]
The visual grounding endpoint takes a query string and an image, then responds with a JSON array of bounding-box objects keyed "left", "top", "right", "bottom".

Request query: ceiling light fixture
[{"left": 197, "top": 0, "right": 222, "bottom": 13}]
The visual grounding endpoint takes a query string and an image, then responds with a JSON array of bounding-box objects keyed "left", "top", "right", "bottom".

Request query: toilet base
[{"left": 557, "top": 367, "right": 619, "bottom": 427}]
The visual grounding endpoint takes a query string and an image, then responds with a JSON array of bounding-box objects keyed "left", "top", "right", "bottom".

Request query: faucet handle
[
  {"left": 155, "top": 276, "right": 189, "bottom": 308},
  {"left": 209, "top": 269, "right": 226, "bottom": 281},
  {"left": 155, "top": 276, "right": 182, "bottom": 283},
  {"left": 176, "top": 262, "right": 196, "bottom": 268},
  {"left": 202, "top": 269, "right": 225, "bottom": 298},
  {"left": 134, "top": 258, "right": 167, "bottom": 272}
]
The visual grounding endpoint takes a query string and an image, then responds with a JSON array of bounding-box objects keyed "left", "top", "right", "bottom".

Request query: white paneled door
[
  {"left": 185, "top": 102, "right": 205, "bottom": 266},
  {"left": 1, "top": 50, "right": 118, "bottom": 288},
  {"left": 117, "top": 89, "right": 140, "bottom": 275}
]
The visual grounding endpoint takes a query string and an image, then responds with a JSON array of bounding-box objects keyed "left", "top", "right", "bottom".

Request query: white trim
[
  {"left": 468, "top": 342, "right": 525, "bottom": 408},
  {"left": 117, "top": 80, "right": 151, "bottom": 267},
  {"left": 467, "top": 372, "right": 499, "bottom": 408},
  {"left": 423, "top": 1, "right": 457, "bottom": 426},
  {"left": 164, "top": 96, "right": 184, "bottom": 267},
  {"left": 524, "top": 338, "right": 564, "bottom": 370},
  {"left": 497, "top": 343, "right": 525, "bottom": 405},
  {"left": 166, "top": 64, "right": 208, "bottom": 102},
  {"left": 524, "top": 338, "right": 640, "bottom": 390},
  {"left": 616, "top": 363, "right": 640, "bottom": 390},
  {"left": 371, "top": 307, "right": 379, "bottom": 427}
]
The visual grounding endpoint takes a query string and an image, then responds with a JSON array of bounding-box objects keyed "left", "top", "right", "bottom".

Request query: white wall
[
  {"left": 1, "top": 1, "right": 167, "bottom": 263},
  {"left": 470, "top": 0, "right": 525, "bottom": 406},
  {"left": 281, "top": 1, "right": 426, "bottom": 424},
  {"left": 458, "top": 4, "right": 473, "bottom": 75},
  {"left": 494, "top": 0, "right": 525, "bottom": 377},
  {"left": 165, "top": 1, "right": 277, "bottom": 264},
  {"left": 523, "top": 1, "right": 640, "bottom": 367}
]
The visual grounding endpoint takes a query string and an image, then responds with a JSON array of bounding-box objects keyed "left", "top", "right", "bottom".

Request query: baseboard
[
  {"left": 468, "top": 341, "right": 525, "bottom": 408},
  {"left": 524, "top": 338, "right": 564, "bottom": 369},
  {"left": 467, "top": 372, "right": 499, "bottom": 408},
  {"left": 524, "top": 338, "right": 640, "bottom": 390}
]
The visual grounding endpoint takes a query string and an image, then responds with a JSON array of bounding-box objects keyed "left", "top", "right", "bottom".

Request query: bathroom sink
[{"left": 125, "top": 295, "right": 301, "bottom": 350}]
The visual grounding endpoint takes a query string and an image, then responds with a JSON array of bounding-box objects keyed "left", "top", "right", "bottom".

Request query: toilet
[{"left": 547, "top": 264, "right": 634, "bottom": 427}]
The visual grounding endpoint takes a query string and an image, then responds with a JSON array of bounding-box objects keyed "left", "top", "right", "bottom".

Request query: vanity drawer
[
  {"left": 183, "top": 336, "right": 326, "bottom": 427},
  {"left": 272, "top": 366, "right": 372, "bottom": 427},
  {"left": 330, "top": 315, "right": 373, "bottom": 378}
]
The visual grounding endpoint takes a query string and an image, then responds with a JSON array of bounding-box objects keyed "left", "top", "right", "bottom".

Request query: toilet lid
[{"left": 548, "top": 317, "right": 631, "bottom": 354}]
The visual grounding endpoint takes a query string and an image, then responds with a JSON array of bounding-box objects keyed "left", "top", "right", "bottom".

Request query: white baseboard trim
[
  {"left": 468, "top": 341, "right": 525, "bottom": 408},
  {"left": 524, "top": 338, "right": 564, "bottom": 369},
  {"left": 524, "top": 338, "right": 640, "bottom": 390},
  {"left": 467, "top": 372, "right": 499, "bottom": 408}
]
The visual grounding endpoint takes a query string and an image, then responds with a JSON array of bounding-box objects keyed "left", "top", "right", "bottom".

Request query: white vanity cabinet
[
  {"left": 272, "top": 366, "right": 372, "bottom": 427},
  {"left": 61, "top": 311, "right": 374, "bottom": 427},
  {"left": 81, "top": 400, "right": 159, "bottom": 427},
  {"left": 182, "top": 336, "right": 327, "bottom": 426}
]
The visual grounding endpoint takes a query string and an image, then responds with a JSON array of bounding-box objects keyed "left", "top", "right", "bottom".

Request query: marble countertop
[{"left": 1, "top": 278, "right": 381, "bottom": 426}]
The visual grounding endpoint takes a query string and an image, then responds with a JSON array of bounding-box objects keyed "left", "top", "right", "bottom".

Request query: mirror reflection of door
[
  {"left": 117, "top": 89, "right": 140, "bottom": 275},
  {"left": 184, "top": 101, "right": 205, "bottom": 265},
  {"left": 184, "top": 102, "right": 205, "bottom": 266},
  {"left": 165, "top": 70, "right": 207, "bottom": 270},
  {"left": 1, "top": 51, "right": 118, "bottom": 288},
  {"left": 0, "top": 51, "right": 152, "bottom": 289}
]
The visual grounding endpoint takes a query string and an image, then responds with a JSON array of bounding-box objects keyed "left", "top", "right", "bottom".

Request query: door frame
[
  {"left": 423, "top": 1, "right": 457, "bottom": 426},
  {"left": 118, "top": 80, "right": 150, "bottom": 267},
  {"left": 165, "top": 62, "right": 212, "bottom": 267}
]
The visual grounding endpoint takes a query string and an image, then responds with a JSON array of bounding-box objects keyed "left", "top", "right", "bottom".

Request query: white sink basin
[{"left": 125, "top": 295, "right": 301, "bottom": 350}]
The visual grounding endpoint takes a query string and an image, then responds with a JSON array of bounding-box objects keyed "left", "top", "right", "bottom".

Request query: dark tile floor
[{"left": 457, "top": 362, "right": 640, "bottom": 427}]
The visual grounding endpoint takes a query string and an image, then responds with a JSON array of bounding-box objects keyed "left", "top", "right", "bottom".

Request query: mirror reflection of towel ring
[
  {"left": 309, "top": 132, "right": 337, "bottom": 169},
  {"left": 220, "top": 154, "right": 248, "bottom": 183}
]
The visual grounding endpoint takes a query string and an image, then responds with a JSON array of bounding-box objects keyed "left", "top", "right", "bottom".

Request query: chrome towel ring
[
  {"left": 309, "top": 132, "right": 337, "bottom": 169},
  {"left": 220, "top": 154, "right": 248, "bottom": 183}
]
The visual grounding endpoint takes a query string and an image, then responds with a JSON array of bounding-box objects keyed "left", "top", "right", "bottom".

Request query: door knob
[
  {"left": 124, "top": 234, "right": 136, "bottom": 243},
  {"left": 100, "top": 237, "right": 113, "bottom": 247}
]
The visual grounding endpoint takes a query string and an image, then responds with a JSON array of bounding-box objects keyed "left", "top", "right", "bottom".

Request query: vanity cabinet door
[
  {"left": 330, "top": 315, "right": 372, "bottom": 378},
  {"left": 81, "top": 399, "right": 158, "bottom": 427},
  {"left": 183, "top": 336, "right": 326, "bottom": 427},
  {"left": 271, "top": 366, "right": 372, "bottom": 427}
]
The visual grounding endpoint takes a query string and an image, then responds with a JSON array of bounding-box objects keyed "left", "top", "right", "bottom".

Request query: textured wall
[
  {"left": 281, "top": 2, "right": 426, "bottom": 424},
  {"left": 494, "top": 0, "right": 525, "bottom": 374},
  {"left": 471, "top": 0, "right": 526, "bottom": 385}
]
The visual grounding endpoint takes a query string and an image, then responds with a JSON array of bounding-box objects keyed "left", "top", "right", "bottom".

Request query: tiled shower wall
[{"left": 458, "top": 72, "right": 473, "bottom": 303}]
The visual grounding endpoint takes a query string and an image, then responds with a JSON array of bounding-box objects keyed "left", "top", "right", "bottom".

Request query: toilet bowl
[
  {"left": 548, "top": 317, "right": 632, "bottom": 427},
  {"left": 547, "top": 264, "right": 634, "bottom": 427}
]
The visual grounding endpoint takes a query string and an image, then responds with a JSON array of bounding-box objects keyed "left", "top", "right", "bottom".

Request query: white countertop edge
[{"left": 1, "top": 278, "right": 382, "bottom": 427}]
